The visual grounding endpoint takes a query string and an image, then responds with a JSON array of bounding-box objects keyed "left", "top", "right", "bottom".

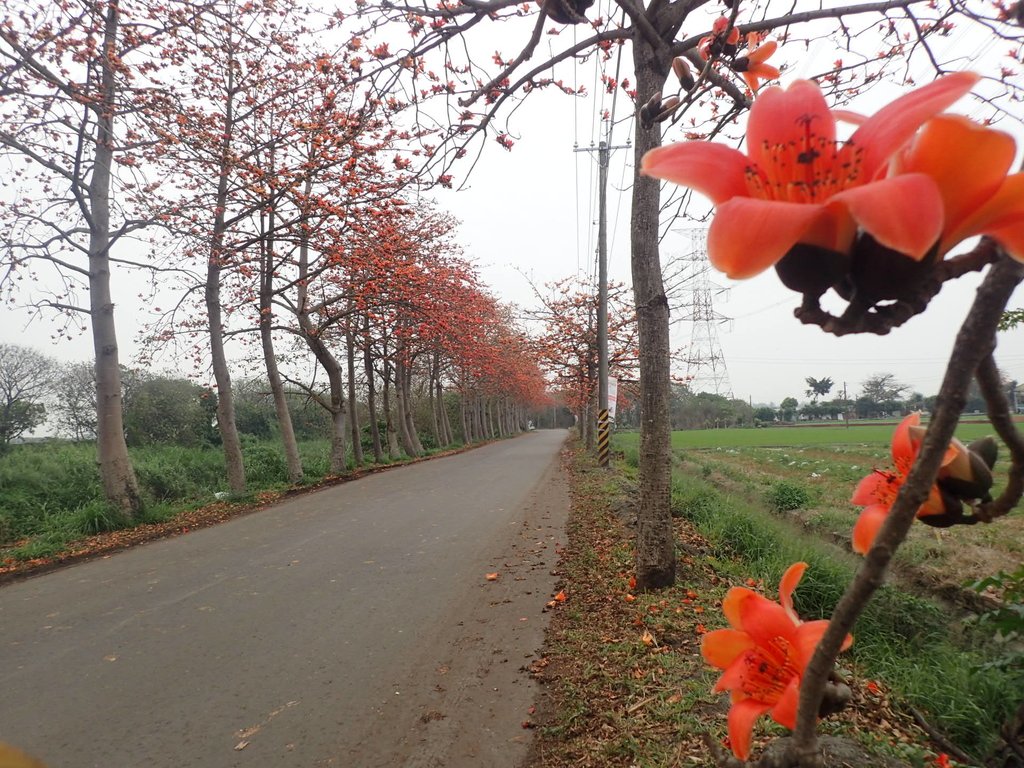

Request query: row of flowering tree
[
  {"left": 333, "top": 0, "right": 1024, "bottom": 763},
  {"left": 0, "top": 0, "right": 551, "bottom": 516},
  {"left": 528, "top": 276, "right": 639, "bottom": 447}
]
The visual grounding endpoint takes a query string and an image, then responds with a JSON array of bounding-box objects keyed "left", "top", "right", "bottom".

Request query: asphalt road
[{"left": 0, "top": 429, "right": 569, "bottom": 768}]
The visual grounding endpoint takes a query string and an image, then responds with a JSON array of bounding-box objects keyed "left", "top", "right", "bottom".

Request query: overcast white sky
[{"left": 3, "top": 2, "right": 1023, "bottom": 407}]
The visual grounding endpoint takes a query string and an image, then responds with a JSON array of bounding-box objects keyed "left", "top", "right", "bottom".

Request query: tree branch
[{"left": 786, "top": 253, "right": 1024, "bottom": 768}]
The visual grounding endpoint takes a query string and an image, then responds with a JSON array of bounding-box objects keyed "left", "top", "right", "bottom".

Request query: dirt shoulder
[{"left": 525, "top": 447, "right": 944, "bottom": 768}]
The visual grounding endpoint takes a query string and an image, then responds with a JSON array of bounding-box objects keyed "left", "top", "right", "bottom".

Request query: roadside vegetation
[
  {"left": 0, "top": 434, "right": 472, "bottom": 574},
  {"left": 530, "top": 436, "right": 1022, "bottom": 767}
]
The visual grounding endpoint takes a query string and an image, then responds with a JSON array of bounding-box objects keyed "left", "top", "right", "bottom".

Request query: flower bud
[{"left": 672, "top": 57, "right": 695, "bottom": 90}]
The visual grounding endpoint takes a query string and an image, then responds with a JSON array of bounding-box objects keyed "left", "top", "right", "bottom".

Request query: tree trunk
[
  {"left": 346, "top": 323, "right": 364, "bottom": 467},
  {"left": 394, "top": 357, "right": 419, "bottom": 457},
  {"left": 428, "top": 352, "right": 441, "bottom": 447},
  {"left": 403, "top": 358, "right": 425, "bottom": 454},
  {"left": 382, "top": 358, "right": 401, "bottom": 458},
  {"left": 460, "top": 393, "right": 471, "bottom": 444},
  {"left": 294, "top": 181, "right": 346, "bottom": 474},
  {"left": 630, "top": 40, "right": 676, "bottom": 590},
  {"left": 363, "top": 316, "right": 383, "bottom": 462},
  {"left": 89, "top": 0, "right": 142, "bottom": 519},
  {"left": 207, "top": 48, "right": 246, "bottom": 495},
  {"left": 260, "top": 206, "right": 302, "bottom": 484},
  {"left": 438, "top": 379, "right": 453, "bottom": 445}
]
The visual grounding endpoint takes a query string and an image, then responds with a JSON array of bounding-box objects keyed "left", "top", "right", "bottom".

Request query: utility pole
[{"left": 575, "top": 137, "right": 630, "bottom": 466}]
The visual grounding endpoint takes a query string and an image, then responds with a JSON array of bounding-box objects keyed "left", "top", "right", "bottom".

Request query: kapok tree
[
  {"left": 528, "top": 276, "right": 639, "bottom": 447},
  {"left": 342, "top": 0, "right": 1023, "bottom": 591},
  {"left": 0, "top": 0, "right": 184, "bottom": 517}
]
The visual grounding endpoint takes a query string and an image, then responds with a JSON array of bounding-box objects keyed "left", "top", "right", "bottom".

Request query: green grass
[
  {"left": 665, "top": 467, "right": 1023, "bottom": 760},
  {"left": 0, "top": 438, "right": 370, "bottom": 560},
  {"left": 616, "top": 421, "right": 1002, "bottom": 449}
]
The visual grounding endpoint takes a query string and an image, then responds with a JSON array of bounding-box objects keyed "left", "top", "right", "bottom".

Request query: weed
[{"left": 765, "top": 479, "right": 814, "bottom": 513}]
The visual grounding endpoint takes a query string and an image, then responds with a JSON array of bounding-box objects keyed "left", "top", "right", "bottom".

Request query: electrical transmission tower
[{"left": 672, "top": 229, "right": 733, "bottom": 397}]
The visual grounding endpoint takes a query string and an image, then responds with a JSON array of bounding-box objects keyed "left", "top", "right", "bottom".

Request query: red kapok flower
[
  {"left": 733, "top": 32, "right": 780, "bottom": 92},
  {"left": 701, "top": 563, "right": 853, "bottom": 761},
  {"left": 892, "top": 114, "right": 1024, "bottom": 261},
  {"left": 641, "top": 72, "right": 979, "bottom": 279},
  {"left": 699, "top": 16, "right": 741, "bottom": 60},
  {"left": 850, "top": 412, "right": 963, "bottom": 554}
]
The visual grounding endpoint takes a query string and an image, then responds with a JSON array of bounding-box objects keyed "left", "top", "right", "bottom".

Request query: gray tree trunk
[
  {"left": 382, "top": 358, "right": 401, "bottom": 458},
  {"left": 89, "top": 0, "right": 142, "bottom": 518},
  {"left": 260, "top": 209, "right": 302, "bottom": 484},
  {"left": 630, "top": 40, "right": 676, "bottom": 590},
  {"left": 206, "top": 47, "right": 246, "bottom": 495},
  {"left": 346, "top": 324, "right": 364, "bottom": 467},
  {"left": 362, "top": 317, "right": 383, "bottom": 462},
  {"left": 394, "top": 357, "right": 419, "bottom": 457},
  {"left": 402, "top": 358, "right": 425, "bottom": 454}
]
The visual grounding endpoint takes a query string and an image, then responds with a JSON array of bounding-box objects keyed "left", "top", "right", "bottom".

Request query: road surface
[{"left": 0, "top": 430, "right": 569, "bottom": 768}]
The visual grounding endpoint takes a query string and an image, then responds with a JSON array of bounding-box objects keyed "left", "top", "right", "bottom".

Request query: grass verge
[{"left": 529, "top": 445, "right": 979, "bottom": 767}]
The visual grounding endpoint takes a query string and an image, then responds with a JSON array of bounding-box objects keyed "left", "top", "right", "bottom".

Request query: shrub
[{"left": 765, "top": 479, "right": 813, "bottom": 513}]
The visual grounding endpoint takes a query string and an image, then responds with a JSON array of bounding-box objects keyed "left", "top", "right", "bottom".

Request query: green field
[{"left": 616, "top": 421, "right": 1001, "bottom": 449}]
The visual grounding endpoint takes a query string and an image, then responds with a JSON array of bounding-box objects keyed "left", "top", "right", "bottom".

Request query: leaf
[{"left": 485, "top": 572, "right": 499, "bottom": 581}]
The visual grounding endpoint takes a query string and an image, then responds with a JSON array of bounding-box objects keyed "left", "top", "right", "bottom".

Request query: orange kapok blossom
[
  {"left": 641, "top": 72, "right": 979, "bottom": 281},
  {"left": 733, "top": 33, "right": 780, "bottom": 92},
  {"left": 893, "top": 113, "right": 1024, "bottom": 261},
  {"left": 699, "top": 16, "right": 741, "bottom": 60},
  {"left": 852, "top": 414, "right": 998, "bottom": 552},
  {"left": 850, "top": 412, "right": 961, "bottom": 554},
  {"left": 702, "top": 562, "right": 853, "bottom": 761}
]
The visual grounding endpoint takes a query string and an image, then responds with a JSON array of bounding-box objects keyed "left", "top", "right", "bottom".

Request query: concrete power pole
[{"left": 575, "top": 138, "right": 629, "bottom": 466}]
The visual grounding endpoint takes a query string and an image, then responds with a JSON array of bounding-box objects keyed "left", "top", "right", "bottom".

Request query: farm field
[
  {"left": 608, "top": 426, "right": 1022, "bottom": 761},
  {"left": 620, "top": 423, "right": 1021, "bottom": 590},
  {"left": 618, "top": 421, "right": 1007, "bottom": 450}
]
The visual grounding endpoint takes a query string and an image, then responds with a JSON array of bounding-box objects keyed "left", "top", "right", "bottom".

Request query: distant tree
[
  {"left": 860, "top": 373, "right": 910, "bottom": 405},
  {"left": 779, "top": 397, "right": 799, "bottom": 422},
  {"left": 232, "top": 379, "right": 277, "bottom": 440},
  {"left": 754, "top": 406, "right": 777, "bottom": 424},
  {"left": 52, "top": 361, "right": 98, "bottom": 441},
  {"left": 123, "top": 375, "right": 217, "bottom": 447},
  {"left": 804, "top": 376, "right": 835, "bottom": 402},
  {"left": 0, "top": 344, "right": 56, "bottom": 449}
]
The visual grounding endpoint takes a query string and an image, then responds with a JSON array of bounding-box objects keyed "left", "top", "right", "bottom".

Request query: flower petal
[
  {"left": 946, "top": 173, "right": 1024, "bottom": 261},
  {"left": 828, "top": 174, "right": 944, "bottom": 260},
  {"left": 898, "top": 115, "right": 1016, "bottom": 252},
  {"left": 747, "top": 40, "right": 777, "bottom": 65},
  {"left": 740, "top": 593, "right": 799, "bottom": 647},
  {"left": 714, "top": 653, "right": 751, "bottom": 693},
  {"left": 703, "top": 629, "right": 756, "bottom": 669},
  {"left": 769, "top": 678, "right": 801, "bottom": 730},
  {"left": 707, "top": 197, "right": 830, "bottom": 279},
  {"left": 778, "top": 562, "right": 807, "bottom": 623},
  {"left": 851, "top": 470, "right": 896, "bottom": 506},
  {"left": 746, "top": 80, "right": 836, "bottom": 170},
  {"left": 851, "top": 71, "right": 980, "bottom": 180},
  {"left": 641, "top": 142, "right": 750, "bottom": 204},
  {"left": 852, "top": 504, "right": 889, "bottom": 555},
  {"left": 722, "top": 586, "right": 758, "bottom": 629},
  {"left": 892, "top": 412, "right": 921, "bottom": 467},
  {"left": 728, "top": 698, "right": 773, "bottom": 761},
  {"left": 791, "top": 619, "right": 828, "bottom": 668},
  {"left": 792, "top": 619, "right": 853, "bottom": 666}
]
